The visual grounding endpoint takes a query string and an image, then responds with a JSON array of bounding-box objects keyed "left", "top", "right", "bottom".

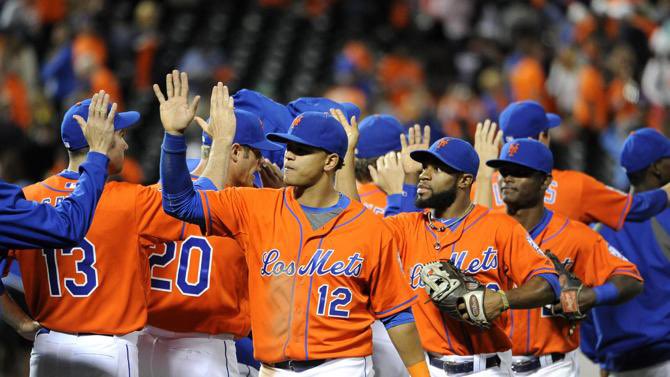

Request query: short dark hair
[{"left": 354, "top": 156, "right": 379, "bottom": 182}]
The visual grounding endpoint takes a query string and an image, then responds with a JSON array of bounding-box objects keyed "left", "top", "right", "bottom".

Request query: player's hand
[
  {"left": 474, "top": 119, "right": 502, "bottom": 177},
  {"left": 153, "top": 69, "right": 200, "bottom": 136},
  {"left": 17, "top": 320, "right": 41, "bottom": 341},
  {"left": 330, "top": 108, "right": 359, "bottom": 152},
  {"left": 194, "top": 82, "right": 236, "bottom": 144},
  {"left": 259, "top": 158, "right": 285, "bottom": 188},
  {"left": 73, "top": 90, "right": 116, "bottom": 156},
  {"left": 400, "top": 124, "right": 431, "bottom": 175},
  {"left": 369, "top": 151, "right": 404, "bottom": 195},
  {"left": 458, "top": 289, "right": 505, "bottom": 323}
]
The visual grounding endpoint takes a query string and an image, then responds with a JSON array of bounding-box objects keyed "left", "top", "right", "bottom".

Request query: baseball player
[
  {"left": 0, "top": 91, "right": 115, "bottom": 251},
  {"left": 157, "top": 76, "right": 431, "bottom": 375},
  {"left": 580, "top": 128, "right": 670, "bottom": 377},
  {"left": 362, "top": 136, "right": 561, "bottom": 376},
  {"left": 139, "top": 83, "right": 282, "bottom": 377},
  {"left": 477, "top": 100, "right": 670, "bottom": 229},
  {"left": 485, "top": 138, "right": 643, "bottom": 376},
  {"left": 10, "top": 74, "right": 220, "bottom": 376}
]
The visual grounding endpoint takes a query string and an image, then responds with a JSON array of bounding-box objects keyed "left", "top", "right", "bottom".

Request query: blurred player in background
[
  {"left": 581, "top": 128, "right": 670, "bottom": 377},
  {"left": 486, "top": 138, "right": 643, "bottom": 376}
]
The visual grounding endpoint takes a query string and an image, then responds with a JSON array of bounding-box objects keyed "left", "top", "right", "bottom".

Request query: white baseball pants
[
  {"left": 138, "top": 326, "right": 239, "bottom": 377},
  {"left": 428, "top": 350, "right": 513, "bottom": 377},
  {"left": 29, "top": 329, "right": 139, "bottom": 377},
  {"left": 511, "top": 350, "right": 578, "bottom": 376},
  {"left": 259, "top": 356, "right": 373, "bottom": 376}
]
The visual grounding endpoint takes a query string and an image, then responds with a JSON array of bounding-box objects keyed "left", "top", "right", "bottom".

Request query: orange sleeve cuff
[{"left": 407, "top": 360, "right": 430, "bottom": 377}]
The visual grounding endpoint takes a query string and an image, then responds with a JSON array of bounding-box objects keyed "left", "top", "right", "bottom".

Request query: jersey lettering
[
  {"left": 544, "top": 180, "right": 558, "bottom": 204},
  {"left": 448, "top": 247, "right": 498, "bottom": 274},
  {"left": 149, "top": 236, "right": 213, "bottom": 296},
  {"left": 409, "top": 263, "right": 425, "bottom": 290},
  {"left": 260, "top": 249, "right": 364, "bottom": 277},
  {"left": 316, "top": 284, "right": 353, "bottom": 318},
  {"left": 41, "top": 238, "right": 99, "bottom": 297}
]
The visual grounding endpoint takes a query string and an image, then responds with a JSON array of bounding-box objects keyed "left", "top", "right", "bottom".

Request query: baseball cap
[
  {"left": 61, "top": 99, "right": 140, "bottom": 150},
  {"left": 499, "top": 100, "right": 561, "bottom": 142},
  {"left": 486, "top": 139, "right": 553, "bottom": 174},
  {"left": 200, "top": 110, "right": 282, "bottom": 151},
  {"left": 233, "top": 89, "right": 293, "bottom": 134},
  {"left": 356, "top": 114, "right": 404, "bottom": 159},
  {"left": 267, "top": 111, "right": 348, "bottom": 159},
  {"left": 410, "top": 137, "right": 480, "bottom": 177},
  {"left": 287, "top": 97, "right": 360, "bottom": 121},
  {"left": 620, "top": 128, "right": 670, "bottom": 173}
]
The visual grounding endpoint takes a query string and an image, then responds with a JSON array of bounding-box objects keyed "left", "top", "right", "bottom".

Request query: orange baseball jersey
[
  {"left": 13, "top": 172, "right": 183, "bottom": 335},
  {"left": 357, "top": 182, "right": 387, "bottom": 216},
  {"left": 384, "top": 205, "right": 557, "bottom": 355},
  {"left": 508, "top": 210, "right": 642, "bottom": 356},
  {"left": 142, "top": 219, "right": 251, "bottom": 337},
  {"left": 198, "top": 186, "right": 417, "bottom": 363},
  {"left": 485, "top": 170, "right": 632, "bottom": 230}
]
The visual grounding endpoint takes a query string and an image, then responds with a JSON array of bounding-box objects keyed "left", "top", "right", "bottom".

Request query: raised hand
[
  {"left": 474, "top": 119, "right": 502, "bottom": 172},
  {"left": 330, "top": 108, "right": 359, "bottom": 152},
  {"left": 194, "top": 82, "right": 236, "bottom": 144},
  {"left": 72, "top": 90, "right": 116, "bottom": 156},
  {"left": 400, "top": 124, "right": 431, "bottom": 175},
  {"left": 259, "top": 158, "right": 285, "bottom": 188},
  {"left": 153, "top": 69, "right": 200, "bottom": 135},
  {"left": 369, "top": 151, "right": 405, "bottom": 195}
]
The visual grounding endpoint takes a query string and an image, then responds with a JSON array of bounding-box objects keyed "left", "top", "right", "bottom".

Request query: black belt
[
  {"left": 511, "top": 353, "right": 565, "bottom": 373},
  {"left": 36, "top": 328, "right": 112, "bottom": 337},
  {"left": 429, "top": 355, "right": 501, "bottom": 374},
  {"left": 264, "top": 359, "right": 328, "bottom": 372}
]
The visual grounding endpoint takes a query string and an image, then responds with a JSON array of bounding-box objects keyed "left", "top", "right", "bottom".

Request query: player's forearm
[
  {"left": 335, "top": 147, "right": 361, "bottom": 202},
  {"left": 0, "top": 288, "right": 40, "bottom": 340},
  {"left": 386, "top": 322, "right": 429, "bottom": 375},
  {"left": 199, "top": 138, "right": 232, "bottom": 190},
  {"left": 594, "top": 275, "right": 643, "bottom": 306},
  {"left": 473, "top": 172, "right": 494, "bottom": 208},
  {"left": 160, "top": 133, "right": 206, "bottom": 227},
  {"left": 506, "top": 275, "right": 556, "bottom": 309}
]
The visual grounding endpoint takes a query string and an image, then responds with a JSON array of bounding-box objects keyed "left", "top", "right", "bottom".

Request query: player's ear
[
  {"left": 458, "top": 173, "right": 474, "bottom": 188},
  {"left": 541, "top": 174, "right": 552, "bottom": 191},
  {"left": 230, "top": 143, "right": 243, "bottom": 163},
  {"left": 323, "top": 153, "right": 340, "bottom": 173}
]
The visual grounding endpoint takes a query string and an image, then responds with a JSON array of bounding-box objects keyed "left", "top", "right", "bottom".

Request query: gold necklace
[{"left": 426, "top": 203, "right": 475, "bottom": 249}]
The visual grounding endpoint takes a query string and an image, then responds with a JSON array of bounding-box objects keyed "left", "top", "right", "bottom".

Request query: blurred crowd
[{"left": 0, "top": 0, "right": 670, "bottom": 192}]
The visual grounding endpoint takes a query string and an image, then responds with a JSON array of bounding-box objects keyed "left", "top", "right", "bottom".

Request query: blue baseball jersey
[
  {"left": 0, "top": 152, "right": 108, "bottom": 250},
  {"left": 581, "top": 209, "right": 670, "bottom": 372}
]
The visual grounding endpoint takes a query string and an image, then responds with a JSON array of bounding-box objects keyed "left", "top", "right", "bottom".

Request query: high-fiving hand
[
  {"left": 400, "top": 124, "right": 431, "bottom": 175},
  {"left": 194, "top": 82, "right": 236, "bottom": 144},
  {"left": 153, "top": 69, "right": 200, "bottom": 135},
  {"left": 72, "top": 90, "right": 116, "bottom": 156}
]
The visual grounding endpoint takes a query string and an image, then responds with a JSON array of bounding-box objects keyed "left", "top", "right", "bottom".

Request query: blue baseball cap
[
  {"left": 61, "top": 99, "right": 140, "bottom": 150},
  {"left": 499, "top": 101, "right": 561, "bottom": 142},
  {"left": 410, "top": 137, "right": 480, "bottom": 177},
  {"left": 621, "top": 128, "right": 670, "bottom": 173},
  {"left": 356, "top": 114, "right": 404, "bottom": 159},
  {"left": 486, "top": 139, "right": 553, "bottom": 174},
  {"left": 287, "top": 97, "right": 360, "bottom": 121},
  {"left": 267, "top": 111, "right": 348, "bottom": 159},
  {"left": 205, "top": 109, "right": 282, "bottom": 151},
  {"left": 233, "top": 89, "right": 293, "bottom": 134}
]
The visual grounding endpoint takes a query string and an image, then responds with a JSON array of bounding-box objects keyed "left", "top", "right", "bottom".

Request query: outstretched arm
[
  {"left": 332, "top": 109, "right": 361, "bottom": 201},
  {"left": 473, "top": 120, "right": 502, "bottom": 207},
  {"left": 0, "top": 91, "right": 115, "bottom": 250},
  {"left": 154, "top": 70, "right": 206, "bottom": 227}
]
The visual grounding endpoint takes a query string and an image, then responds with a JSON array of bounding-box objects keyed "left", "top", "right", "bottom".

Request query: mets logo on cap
[
  {"left": 507, "top": 143, "right": 520, "bottom": 157},
  {"left": 291, "top": 115, "right": 304, "bottom": 129},
  {"left": 436, "top": 139, "right": 450, "bottom": 149}
]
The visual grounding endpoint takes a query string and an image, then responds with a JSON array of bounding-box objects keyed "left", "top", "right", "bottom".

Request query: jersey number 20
[
  {"left": 149, "top": 236, "right": 213, "bottom": 297},
  {"left": 42, "top": 238, "right": 99, "bottom": 297}
]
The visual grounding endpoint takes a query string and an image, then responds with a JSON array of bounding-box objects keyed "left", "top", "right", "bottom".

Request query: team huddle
[{"left": 1, "top": 69, "right": 670, "bottom": 377}]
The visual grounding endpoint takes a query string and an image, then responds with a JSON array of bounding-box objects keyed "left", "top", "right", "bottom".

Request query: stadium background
[{"left": 1, "top": 0, "right": 669, "bottom": 375}]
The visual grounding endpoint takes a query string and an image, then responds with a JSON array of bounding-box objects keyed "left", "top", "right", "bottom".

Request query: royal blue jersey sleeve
[
  {"left": 627, "top": 189, "right": 667, "bottom": 221},
  {"left": 160, "top": 133, "right": 206, "bottom": 228},
  {"left": 0, "top": 152, "right": 109, "bottom": 250}
]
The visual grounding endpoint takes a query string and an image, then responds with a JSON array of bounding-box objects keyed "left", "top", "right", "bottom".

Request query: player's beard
[{"left": 415, "top": 183, "right": 457, "bottom": 211}]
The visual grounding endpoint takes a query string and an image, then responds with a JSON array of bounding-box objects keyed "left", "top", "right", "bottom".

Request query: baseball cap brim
[
  {"left": 115, "top": 111, "right": 141, "bottom": 131},
  {"left": 410, "top": 150, "right": 462, "bottom": 172},
  {"left": 245, "top": 139, "right": 283, "bottom": 151},
  {"left": 267, "top": 132, "right": 335, "bottom": 154},
  {"left": 486, "top": 159, "right": 544, "bottom": 173},
  {"left": 546, "top": 113, "right": 561, "bottom": 129}
]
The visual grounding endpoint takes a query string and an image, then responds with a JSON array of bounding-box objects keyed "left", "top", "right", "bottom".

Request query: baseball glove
[
  {"left": 420, "top": 260, "right": 490, "bottom": 329},
  {"left": 545, "top": 250, "right": 587, "bottom": 323}
]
